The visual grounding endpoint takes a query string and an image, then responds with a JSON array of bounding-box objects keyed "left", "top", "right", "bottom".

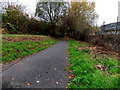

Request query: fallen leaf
[
  {"left": 54, "top": 68, "right": 56, "bottom": 70},
  {"left": 27, "top": 83, "right": 30, "bottom": 86},
  {"left": 68, "top": 76, "right": 72, "bottom": 79},
  {"left": 11, "top": 78, "right": 15, "bottom": 80},
  {"left": 69, "top": 70, "right": 72, "bottom": 73},
  {"left": 96, "top": 64, "right": 106, "bottom": 71},
  {"left": 56, "top": 82, "right": 59, "bottom": 84},
  {"left": 46, "top": 78, "right": 49, "bottom": 80},
  {"left": 21, "top": 82, "right": 31, "bottom": 86},
  {"left": 36, "top": 81, "right": 39, "bottom": 83},
  {"left": 21, "top": 83, "right": 25, "bottom": 85},
  {"left": 71, "top": 74, "right": 75, "bottom": 78}
]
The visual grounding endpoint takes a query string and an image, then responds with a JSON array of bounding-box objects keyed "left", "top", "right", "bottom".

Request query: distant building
[
  {"left": 118, "top": 1, "right": 120, "bottom": 22},
  {"left": 96, "top": 1, "right": 120, "bottom": 35},
  {"left": 100, "top": 22, "right": 120, "bottom": 34}
]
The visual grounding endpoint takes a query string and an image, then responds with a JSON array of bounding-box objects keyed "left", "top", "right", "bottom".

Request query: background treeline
[{"left": 1, "top": 0, "right": 98, "bottom": 40}]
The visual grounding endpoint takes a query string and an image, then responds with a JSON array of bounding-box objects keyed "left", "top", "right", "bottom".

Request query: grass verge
[
  {"left": 2, "top": 35, "right": 58, "bottom": 63},
  {"left": 68, "top": 40, "right": 119, "bottom": 88}
]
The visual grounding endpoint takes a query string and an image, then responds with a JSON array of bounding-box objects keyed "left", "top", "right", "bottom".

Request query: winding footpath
[{"left": 2, "top": 40, "right": 69, "bottom": 88}]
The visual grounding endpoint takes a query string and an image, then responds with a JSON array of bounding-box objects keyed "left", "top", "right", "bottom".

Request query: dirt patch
[
  {"left": 78, "top": 41, "right": 119, "bottom": 59},
  {"left": 2, "top": 36, "right": 44, "bottom": 42},
  {"left": 86, "top": 35, "right": 120, "bottom": 52}
]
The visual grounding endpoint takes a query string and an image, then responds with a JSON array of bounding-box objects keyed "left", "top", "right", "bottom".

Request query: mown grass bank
[
  {"left": 2, "top": 35, "right": 58, "bottom": 63},
  {"left": 68, "top": 40, "right": 119, "bottom": 88}
]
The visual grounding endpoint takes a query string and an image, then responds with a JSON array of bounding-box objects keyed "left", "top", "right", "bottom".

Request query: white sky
[
  {"left": 1, "top": 0, "right": 120, "bottom": 26},
  {"left": 93, "top": 0, "right": 120, "bottom": 26}
]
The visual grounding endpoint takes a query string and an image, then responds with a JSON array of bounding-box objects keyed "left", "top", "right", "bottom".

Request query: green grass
[
  {"left": 2, "top": 34, "right": 47, "bottom": 37},
  {"left": 2, "top": 35, "right": 58, "bottom": 63},
  {"left": 68, "top": 40, "right": 119, "bottom": 88}
]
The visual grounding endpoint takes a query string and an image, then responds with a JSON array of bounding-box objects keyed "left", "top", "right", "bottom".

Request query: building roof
[{"left": 101, "top": 22, "right": 120, "bottom": 31}]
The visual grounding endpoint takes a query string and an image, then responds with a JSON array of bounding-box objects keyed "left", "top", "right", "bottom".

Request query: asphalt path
[{"left": 2, "top": 40, "right": 69, "bottom": 88}]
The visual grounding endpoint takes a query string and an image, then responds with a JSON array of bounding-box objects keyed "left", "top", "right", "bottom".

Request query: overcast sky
[{"left": 1, "top": 0, "right": 120, "bottom": 26}]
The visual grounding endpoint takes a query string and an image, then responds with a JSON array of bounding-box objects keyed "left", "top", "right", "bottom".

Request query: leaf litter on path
[{"left": 21, "top": 82, "right": 31, "bottom": 86}]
